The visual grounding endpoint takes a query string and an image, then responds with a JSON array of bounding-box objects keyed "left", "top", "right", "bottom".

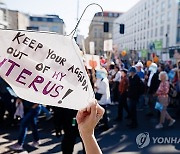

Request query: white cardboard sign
[{"left": 0, "top": 29, "right": 94, "bottom": 110}]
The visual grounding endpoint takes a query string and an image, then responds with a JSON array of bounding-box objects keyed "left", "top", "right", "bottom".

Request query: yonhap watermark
[
  {"left": 136, "top": 132, "right": 150, "bottom": 148},
  {"left": 136, "top": 132, "right": 180, "bottom": 149}
]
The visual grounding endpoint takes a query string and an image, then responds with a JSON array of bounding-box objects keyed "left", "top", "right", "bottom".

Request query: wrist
[{"left": 80, "top": 130, "right": 94, "bottom": 140}]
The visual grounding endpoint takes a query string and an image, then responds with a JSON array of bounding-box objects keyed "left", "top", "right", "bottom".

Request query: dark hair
[
  {"left": 114, "top": 65, "right": 120, "bottom": 71},
  {"left": 109, "top": 64, "right": 114, "bottom": 70}
]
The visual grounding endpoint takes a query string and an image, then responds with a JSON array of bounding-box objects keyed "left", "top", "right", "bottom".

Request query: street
[{"left": 0, "top": 105, "right": 180, "bottom": 154}]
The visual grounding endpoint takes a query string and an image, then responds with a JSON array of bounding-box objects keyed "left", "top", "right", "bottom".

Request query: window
[
  {"left": 151, "top": 19, "right": 154, "bottom": 27},
  {"left": 151, "top": 29, "right": 153, "bottom": 37},
  {"left": 42, "top": 18, "right": 47, "bottom": 22},
  {"left": 30, "top": 17, "right": 38, "bottom": 21},
  {"left": 178, "top": 9, "right": 180, "bottom": 24},
  {"left": 161, "top": 14, "right": 164, "bottom": 24},
  {"left": 94, "top": 30, "right": 97, "bottom": 38},
  {"left": 156, "top": 16, "right": 159, "bottom": 25},
  {"left": 51, "top": 26, "right": 59, "bottom": 32},
  {"left": 151, "top": 8, "right": 154, "bottom": 16},
  {"left": 147, "top": 20, "right": 150, "bottom": 28},
  {"left": 156, "top": 5, "right": 159, "bottom": 14},
  {"left": 168, "top": 12, "right": 171, "bottom": 21},
  {"left": 152, "top": 0, "right": 154, "bottom": 5},
  {"left": 147, "top": 30, "right": 149, "bottom": 39},
  {"left": 161, "top": 2, "right": 165, "bottom": 11},
  {"left": 155, "top": 28, "right": 158, "bottom": 37},
  {"left": 167, "top": 25, "right": 170, "bottom": 34},
  {"left": 144, "top": 32, "right": 146, "bottom": 39},
  {"left": 108, "top": 13, "right": 113, "bottom": 17},
  {"left": 53, "top": 18, "right": 61, "bottom": 22},
  {"left": 160, "top": 26, "right": 164, "bottom": 36},
  {"left": 168, "top": 0, "right": 171, "bottom": 8},
  {"left": 177, "top": 27, "right": 180, "bottom": 43},
  {"left": 47, "top": 18, "right": 53, "bottom": 22},
  {"left": 144, "top": 22, "right": 146, "bottom": 29}
]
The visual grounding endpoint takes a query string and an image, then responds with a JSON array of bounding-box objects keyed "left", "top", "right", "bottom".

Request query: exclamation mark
[{"left": 58, "top": 89, "right": 73, "bottom": 104}]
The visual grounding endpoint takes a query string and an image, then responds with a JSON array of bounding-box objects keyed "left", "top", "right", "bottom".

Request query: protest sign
[
  {"left": 0, "top": 29, "right": 94, "bottom": 110},
  {"left": 104, "top": 39, "right": 113, "bottom": 51},
  {"left": 85, "top": 54, "right": 100, "bottom": 70}
]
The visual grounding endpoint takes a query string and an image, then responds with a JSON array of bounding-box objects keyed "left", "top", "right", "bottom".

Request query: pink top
[{"left": 156, "top": 81, "right": 169, "bottom": 97}]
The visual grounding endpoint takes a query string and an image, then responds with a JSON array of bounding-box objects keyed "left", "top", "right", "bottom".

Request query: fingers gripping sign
[{"left": 76, "top": 100, "right": 105, "bottom": 136}]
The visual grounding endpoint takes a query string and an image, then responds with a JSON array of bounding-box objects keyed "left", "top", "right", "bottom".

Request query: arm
[{"left": 76, "top": 101, "right": 104, "bottom": 154}]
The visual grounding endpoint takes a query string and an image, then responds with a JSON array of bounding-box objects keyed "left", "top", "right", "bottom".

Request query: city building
[
  {"left": 0, "top": 0, "right": 8, "bottom": 29},
  {"left": 28, "top": 14, "right": 65, "bottom": 35},
  {"left": 8, "top": 10, "right": 29, "bottom": 30},
  {"left": 86, "top": 11, "right": 122, "bottom": 54},
  {"left": 113, "top": 0, "right": 179, "bottom": 60}
]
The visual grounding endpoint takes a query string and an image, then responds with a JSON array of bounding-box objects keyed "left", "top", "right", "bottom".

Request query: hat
[
  {"left": 149, "top": 63, "right": 158, "bottom": 73},
  {"left": 135, "top": 61, "right": 143, "bottom": 67},
  {"left": 121, "top": 69, "right": 128, "bottom": 74},
  {"left": 150, "top": 62, "right": 157, "bottom": 68},
  {"left": 110, "top": 61, "right": 115, "bottom": 65},
  {"left": 129, "top": 67, "right": 136, "bottom": 73}
]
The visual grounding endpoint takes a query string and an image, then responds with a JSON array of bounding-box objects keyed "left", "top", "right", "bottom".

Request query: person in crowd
[
  {"left": 146, "top": 63, "right": 160, "bottom": 116},
  {"left": 10, "top": 100, "right": 42, "bottom": 151},
  {"left": 135, "top": 61, "right": 145, "bottom": 111},
  {"left": 100, "top": 56, "right": 106, "bottom": 66},
  {"left": 0, "top": 77, "right": 16, "bottom": 126},
  {"left": 107, "top": 62, "right": 116, "bottom": 104},
  {"left": 116, "top": 69, "right": 130, "bottom": 121},
  {"left": 111, "top": 65, "right": 121, "bottom": 104},
  {"left": 127, "top": 67, "right": 141, "bottom": 128},
  {"left": 41, "top": 105, "right": 53, "bottom": 120},
  {"left": 155, "top": 71, "right": 176, "bottom": 129},
  {"left": 135, "top": 61, "right": 145, "bottom": 80},
  {"left": 52, "top": 107, "right": 85, "bottom": 154},
  {"left": 94, "top": 67, "right": 111, "bottom": 131},
  {"left": 76, "top": 101, "right": 104, "bottom": 154},
  {"left": 174, "top": 69, "right": 180, "bottom": 118}
]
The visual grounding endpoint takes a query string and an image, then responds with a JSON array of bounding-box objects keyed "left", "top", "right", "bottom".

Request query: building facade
[
  {"left": 0, "top": 1, "right": 8, "bottom": 29},
  {"left": 8, "top": 10, "right": 29, "bottom": 30},
  {"left": 113, "top": 0, "right": 179, "bottom": 60},
  {"left": 28, "top": 15, "right": 65, "bottom": 35},
  {"left": 86, "top": 11, "right": 122, "bottom": 54}
]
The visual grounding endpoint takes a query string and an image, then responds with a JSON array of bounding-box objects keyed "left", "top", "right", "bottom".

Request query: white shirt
[
  {"left": 108, "top": 69, "right": 116, "bottom": 80},
  {"left": 95, "top": 78, "right": 111, "bottom": 105},
  {"left": 147, "top": 73, "right": 154, "bottom": 87},
  {"left": 113, "top": 71, "right": 121, "bottom": 82}
]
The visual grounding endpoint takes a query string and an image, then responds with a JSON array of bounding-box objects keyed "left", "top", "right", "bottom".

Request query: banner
[
  {"left": 0, "top": 29, "right": 94, "bottom": 110},
  {"left": 85, "top": 54, "right": 100, "bottom": 70},
  {"left": 154, "top": 40, "right": 162, "bottom": 50},
  {"left": 141, "top": 49, "right": 148, "bottom": 58}
]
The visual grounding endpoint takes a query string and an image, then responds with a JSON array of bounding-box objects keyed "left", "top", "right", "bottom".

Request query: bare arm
[{"left": 76, "top": 100, "right": 104, "bottom": 154}]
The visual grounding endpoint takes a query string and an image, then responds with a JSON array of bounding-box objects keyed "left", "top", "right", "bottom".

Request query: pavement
[{"left": 0, "top": 105, "right": 180, "bottom": 154}]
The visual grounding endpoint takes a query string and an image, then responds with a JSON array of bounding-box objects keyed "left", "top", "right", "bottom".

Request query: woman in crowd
[
  {"left": 10, "top": 100, "right": 42, "bottom": 150},
  {"left": 155, "top": 71, "right": 176, "bottom": 129},
  {"left": 116, "top": 69, "right": 130, "bottom": 121}
]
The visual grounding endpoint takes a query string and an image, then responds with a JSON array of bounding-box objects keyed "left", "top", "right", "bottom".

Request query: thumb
[{"left": 89, "top": 103, "right": 97, "bottom": 120}]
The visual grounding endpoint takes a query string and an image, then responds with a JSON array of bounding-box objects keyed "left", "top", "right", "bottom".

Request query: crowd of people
[
  {"left": 92, "top": 58, "right": 180, "bottom": 130},
  {"left": 0, "top": 56, "right": 180, "bottom": 153}
]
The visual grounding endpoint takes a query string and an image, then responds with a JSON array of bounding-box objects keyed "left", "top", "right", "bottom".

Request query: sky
[{"left": 4, "top": 0, "right": 141, "bottom": 37}]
